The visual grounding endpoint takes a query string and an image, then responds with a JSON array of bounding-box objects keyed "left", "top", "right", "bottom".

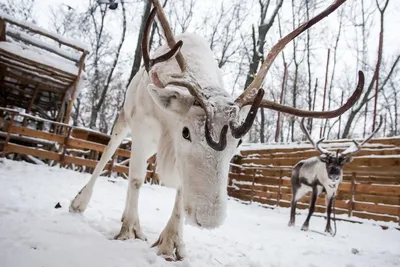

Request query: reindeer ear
[
  {"left": 344, "top": 157, "right": 353, "bottom": 163},
  {"left": 147, "top": 85, "right": 194, "bottom": 115},
  {"left": 318, "top": 154, "right": 328, "bottom": 163}
]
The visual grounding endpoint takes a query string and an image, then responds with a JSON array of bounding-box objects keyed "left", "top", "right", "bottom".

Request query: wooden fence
[
  {"left": 0, "top": 107, "right": 135, "bottom": 177},
  {"left": 228, "top": 139, "right": 400, "bottom": 226},
  {"left": 2, "top": 107, "right": 400, "bottom": 226}
]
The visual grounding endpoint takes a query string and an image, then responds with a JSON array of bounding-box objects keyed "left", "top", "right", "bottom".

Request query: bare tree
[
  {"left": 243, "top": 0, "right": 283, "bottom": 143},
  {"left": 87, "top": 0, "right": 128, "bottom": 130},
  {"left": 127, "top": 0, "right": 152, "bottom": 86},
  {"left": 0, "top": 0, "right": 36, "bottom": 22},
  {"left": 341, "top": 0, "right": 391, "bottom": 138}
]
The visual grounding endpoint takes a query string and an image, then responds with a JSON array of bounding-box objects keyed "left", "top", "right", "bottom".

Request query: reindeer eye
[{"left": 182, "top": 127, "right": 191, "bottom": 141}]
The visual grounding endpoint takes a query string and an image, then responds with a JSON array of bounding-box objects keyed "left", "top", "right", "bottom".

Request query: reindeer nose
[{"left": 330, "top": 174, "right": 340, "bottom": 181}]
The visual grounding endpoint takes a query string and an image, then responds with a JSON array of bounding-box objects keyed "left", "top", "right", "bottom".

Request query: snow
[
  {"left": 1, "top": 159, "right": 399, "bottom": 267},
  {"left": 0, "top": 42, "right": 79, "bottom": 75},
  {"left": 239, "top": 140, "right": 397, "bottom": 151},
  {"left": 6, "top": 27, "right": 81, "bottom": 62},
  {"left": 0, "top": 11, "right": 90, "bottom": 52}
]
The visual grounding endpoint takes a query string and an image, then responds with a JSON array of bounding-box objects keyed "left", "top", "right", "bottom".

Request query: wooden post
[
  {"left": 277, "top": 169, "right": 283, "bottom": 207},
  {"left": 348, "top": 172, "right": 356, "bottom": 218},
  {"left": 22, "top": 86, "right": 39, "bottom": 126},
  {"left": 0, "top": 19, "right": 6, "bottom": 88},
  {"left": 0, "top": 19, "right": 5, "bottom": 41},
  {"left": 250, "top": 169, "right": 256, "bottom": 204},
  {"left": 1, "top": 113, "right": 15, "bottom": 157},
  {"left": 63, "top": 52, "right": 87, "bottom": 124},
  {"left": 60, "top": 126, "right": 72, "bottom": 168}
]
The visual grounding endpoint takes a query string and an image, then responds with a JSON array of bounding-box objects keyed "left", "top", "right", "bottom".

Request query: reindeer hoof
[
  {"left": 151, "top": 230, "right": 185, "bottom": 261},
  {"left": 288, "top": 220, "right": 295, "bottom": 227},
  {"left": 325, "top": 226, "right": 334, "bottom": 235},
  {"left": 114, "top": 220, "right": 147, "bottom": 241},
  {"left": 69, "top": 186, "right": 92, "bottom": 213},
  {"left": 301, "top": 224, "right": 309, "bottom": 231}
]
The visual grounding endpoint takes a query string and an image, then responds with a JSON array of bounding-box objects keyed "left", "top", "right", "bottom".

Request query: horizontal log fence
[
  {"left": 229, "top": 138, "right": 400, "bottom": 226},
  {"left": 0, "top": 108, "right": 132, "bottom": 177},
  {"left": 1, "top": 108, "right": 400, "bottom": 226}
]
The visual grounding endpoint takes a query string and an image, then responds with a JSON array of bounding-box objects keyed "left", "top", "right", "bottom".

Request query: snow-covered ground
[{"left": 0, "top": 159, "right": 399, "bottom": 267}]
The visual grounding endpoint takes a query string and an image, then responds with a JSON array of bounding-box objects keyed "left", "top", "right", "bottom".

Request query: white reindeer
[
  {"left": 288, "top": 116, "right": 382, "bottom": 235},
  {"left": 68, "top": 0, "right": 363, "bottom": 260}
]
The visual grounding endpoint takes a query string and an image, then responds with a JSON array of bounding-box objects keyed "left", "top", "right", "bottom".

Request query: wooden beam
[
  {"left": 1, "top": 56, "right": 74, "bottom": 84},
  {"left": 6, "top": 29, "right": 79, "bottom": 64},
  {"left": 6, "top": 143, "right": 60, "bottom": 161},
  {"left": 67, "top": 138, "right": 130, "bottom": 158},
  {"left": 0, "top": 19, "right": 6, "bottom": 90},
  {"left": 0, "top": 19, "right": 5, "bottom": 41},
  {"left": 4, "top": 71, "right": 67, "bottom": 93},
  {"left": 1, "top": 113, "right": 14, "bottom": 157},
  {"left": 0, "top": 61, "right": 70, "bottom": 87},
  {"left": 9, "top": 124, "right": 65, "bottom": 143},
  {"left": 63, "top": 52, "right": 87, "bottom": 124},
  {"left": 0, "top": 48, "right": 77, "bottom": 78},
  {"left": 22, "top": 86, "right": 39, "bottom": 126},
  {"left": 1, "top": 16, "right": 89, "bottom": 53}
]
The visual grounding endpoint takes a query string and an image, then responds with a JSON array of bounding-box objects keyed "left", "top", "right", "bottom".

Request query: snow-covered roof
[
  {"left": 0, "top": 11, "right": 90, "bottom": 53},
  {"left": 0, "top": 11, "right": 89, "bottom": 122}
]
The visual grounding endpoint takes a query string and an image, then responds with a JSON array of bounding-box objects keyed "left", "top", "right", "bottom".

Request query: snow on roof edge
[{"left": 0, "top": 11, "right": 91, "bottom": 53}]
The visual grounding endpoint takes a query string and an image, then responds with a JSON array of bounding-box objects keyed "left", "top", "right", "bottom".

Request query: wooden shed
[{"left": 0, "top": 12, "right": 89, "bottom": 126}]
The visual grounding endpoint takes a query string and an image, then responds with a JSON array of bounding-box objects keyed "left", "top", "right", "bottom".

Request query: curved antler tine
[
  {"left": 234, "top": 0, "right": 347, "bottom": 108},
  {"left": 229, "top": 89, "right": 265, "bottom": 139},
  {"left": 242, "top": 71, "right": 364, "bottom": 118},
  {"left": 359, "top": 114, "right": 383, "bottom": 146},
  {"left": 205, "top": 123, "right": 228, "bottom": 151},
  {"left": 342, "top": 114, "right": 383, "bottom": 156},
  {"left": 142, "top": 7, "right": 157, "bottom": 72},
  {"left": 316, "top": 138, "right": 330, "bottom": 154},
  {"left": 300, "top": 117, "right": 330, "bottom": 154},
  {"left": 142, "top": 7, "right": 183, "bottom": 73}
]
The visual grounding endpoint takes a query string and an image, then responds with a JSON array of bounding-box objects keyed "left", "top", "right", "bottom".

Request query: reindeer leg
[
  {"left": 301, "top": 186, "right": 318, "bottom": 231},
  {"left": 69, "top": 111, "right": 129, "bottom": 213},
  {"left": 114, "top": 129, "right": 155, "bottom": 241},
  {"left": 288, "top": 163, "right": 303, "bottom": 227},
  {"left": 152, "top": 188, "right": 185, "bottom": 261},
  {"left": 325, "top": 194, "right": 334, "bottom": 235},
  {"left": 288, "top": 193, "right": 297, "bottom": 227}
]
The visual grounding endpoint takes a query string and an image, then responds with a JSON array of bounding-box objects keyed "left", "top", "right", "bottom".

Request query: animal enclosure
[
  {"left": 2, "top": 106, "right": 399, "bottom": 227},
  {"left": 228, "top": 139, "right": 400, "bottom": 226}
]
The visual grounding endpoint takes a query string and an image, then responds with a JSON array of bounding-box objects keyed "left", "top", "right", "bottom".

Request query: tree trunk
[
  {"left": 127, "top": 0, "right": 152, "bottom": 87},
  {"left": 260, "top": 109, "right": 265, "bottom": 143},
  {"left": 341, "top": 0, "right": 389, "bottom": 138}
]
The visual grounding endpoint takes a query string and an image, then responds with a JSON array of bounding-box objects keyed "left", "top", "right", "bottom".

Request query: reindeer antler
[
  {"left": 300, "top": 118, "right": 330, "bottom": 155},
  {"left": 141, "top": 8, "right": 183, "bottom": 72},
  {"left": 142, "top": 0, "right": 362, "bottom": 151},
  {"left": 229, "top": 0, "right": 364, "bottom": 139},
  {"left": 142, "top": 1, "right": 228, "bottom": 151},
  {"left": 341, "top": 115, "right": 383, "bottom": 157}
]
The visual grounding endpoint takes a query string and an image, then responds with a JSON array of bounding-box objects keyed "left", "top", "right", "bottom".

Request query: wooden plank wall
[{"left": 229, "top": 139, "right": 400, "bottom": 225}]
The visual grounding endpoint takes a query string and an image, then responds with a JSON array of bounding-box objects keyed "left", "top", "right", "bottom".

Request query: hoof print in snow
[
  {"left": 107, "top": 179, "right": 116, "bottom": 184},
  {"left": 30, "top": 246, "right": 37, "bottom": 250},
  {"left": 54, "top": 202, "right": 62, "bottom": 209},
  {"left": 351, "top": 248, "right": 359, "bottom": 255}
]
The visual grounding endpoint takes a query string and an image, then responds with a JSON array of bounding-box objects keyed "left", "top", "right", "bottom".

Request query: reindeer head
[
  {"left": 142, "top": 0, "right": 364, "bottom": 228},
  {"left": 300, "top": 116, "right": 382, "bottom": 185}
]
